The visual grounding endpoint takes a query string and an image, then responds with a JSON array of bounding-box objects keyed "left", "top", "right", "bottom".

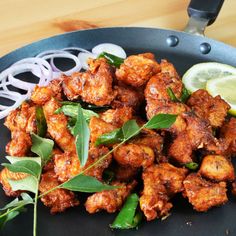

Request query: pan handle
[{"left": 184, "top": 0, "right": 224, "bottom": 36}]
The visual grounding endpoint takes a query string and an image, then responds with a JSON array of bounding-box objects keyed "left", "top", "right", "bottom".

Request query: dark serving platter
[{"left": 0, "top": 27, "right": 236, "bottom": 236}]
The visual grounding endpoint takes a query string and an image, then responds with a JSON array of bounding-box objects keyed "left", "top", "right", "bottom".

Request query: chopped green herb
[
  {"left": 98, "top": 52, "right": 124, "bottom": 68},
  {"left": 185, "top": 162, "right": 199, "bottom": 170}
]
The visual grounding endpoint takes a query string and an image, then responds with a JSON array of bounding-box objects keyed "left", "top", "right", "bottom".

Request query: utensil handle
[
  {"left": 188, "top": 0, "right": 224, "bottom": 26},
  {"left": 184, "top": 0, "right": 224, "bottom": 35}
]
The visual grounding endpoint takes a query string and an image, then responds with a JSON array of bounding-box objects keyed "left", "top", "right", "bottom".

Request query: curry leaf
[
  {"left": 8, "top": 176, "right": 38, "bottom": 194},
  {"left": 110, "top": 193, "right": 141, "bottom": 229},
  {"left": 0, "top": 211, "right": 20, "bottom": 229},
  {"left": 2, "top": 160, "right": 41, "bottom": 178},
  {"left": 73, "top": 105, "right": 90, "bottom": 167},
  {"left": 98, "top": 52, "right": 124, "bottom": 68},
  {"left": 5, "top": 156, "right": 41, "bottom": 166},
  {"left": 61, "top": 174, "right": 117, "bottom": 192},
  {"left": 185, "top": 162, "right": 199, "bottom": 170},
  {"left": 180, "top": 86, "right": 191, "bottom": 103},
  {"left": 35, "top": 106, "right": 47, "bottom": 137},
  {"left": 95, "top": 128, "right": 123, "bottom": 146},
  {"left": 31, "top": 133, "right": 54, "bottom": 165},
  {"left": 145, "top": 114, "right": 177, "bottom": 129},
  {"left": 167, "top": 87, "right": 179, "bottom": 102},
  {"left": 122, "top": 120, "right": 140, "bottom": 140}
]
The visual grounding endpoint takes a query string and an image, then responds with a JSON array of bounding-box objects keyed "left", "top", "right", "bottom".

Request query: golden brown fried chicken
[
  {"left": 160, "top": 59, "right": 180, "bottom": 78},
  {"left": 140, "top": 163, "right": 187, "bottom": 221},
  {"left": 131, "top": 132, "right": 163, "bottom": 160},
  {"left": 62, "top": 58, "right": 116, "bottom": 105},
  {"left": 39, "top": 167, "right": 79, "bottom": 214},
  {"left": 113, "top": 143, "right": 155, "bottom": 168},
  {"left": 220, "top": 118, "right": 236, "bottom": 156},
  {"left": 116, "top": 53, "right": 160, "bottom": 87},
  {"left": 89, "top": 116, "right": 116, "bottom": 144},
  {"left": 112, "top": 83, "right": 144, "bottom": 111},
  {"left": 85, "top": 180, "right": 137, "bottom": 213},
  {"left": 43, "top": 98, "right": 75, "bottom": 152},
  {"left": 54, "top": 146, "right": 112, "bottom": 182},
  {"left": 31, "top": 79, "right": 62, "bottom": 105},
  {"left": 4, "top": 102, "right": 36, "bottom": 133},
  {"left": 199, "top": 155, "right": 235, "bottom": 182},
  {"left": 6, "top": 131, "right": 32, "bottom": 157},
  {"left": 169, "top": 112, "right": 224, "bottom": 164},
  {"left": 183, "top": 173, "right": 228, "bottom": 212},
  {"left": 231, "top": 181, "right": 236, "bottom": 196},
  {"left": 112, "top": 164, "right": 139, "bottom": 182},
  {"left": 99, "top": 107, "right": 133, "bottom": 128},
  {"left": 0, "top": 167, "right": 28, "bottom": 197},
  {"left": 187, "top": 89, "right": 230, "bottom": 128}
]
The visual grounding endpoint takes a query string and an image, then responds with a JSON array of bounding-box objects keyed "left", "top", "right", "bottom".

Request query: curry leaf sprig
[{"left": 167, "top": 86, "right": 190, "bottom": 103}]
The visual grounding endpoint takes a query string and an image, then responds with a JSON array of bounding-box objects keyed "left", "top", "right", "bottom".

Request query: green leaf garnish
[
  {"left": 2, "top": 160, "right": 41, "bottom": 178},
  {"left": 95, "top": 128, "right": 123, "bottom": 146},
  {"left": 180, "top": 86, "right": 190, "bottom": 103},
  {"left": 185, "top": 162, "right": 199, "bottom": 170},
  {"left": 98, "top": 52, "right": 124, "bottom": 68},
  {"left": 61, "top": 174, "right": 117, "bottom": 192},
  {"left": 167, "top": 86, "right": 190, "bottom": 103},
  {"left": 35, "top": 106, "right": 47, "bottom": 137},
  {"left": 31, "top": 133, "right": 54, "bottom": 165},
  {"left": 167, "top": 87, "right": 179, "bottom": 102},
  {"left": 121, "top": 120, "right": 140, "bottom": 139},
  {"left": 73, "top": 105, "right": 90, "bottom": 167},
  {"left": 144, "top": 114, "right": 177, "bottom": 129},
  {"left": 110, "top": 193, "right": 141, "bottom": 229}
]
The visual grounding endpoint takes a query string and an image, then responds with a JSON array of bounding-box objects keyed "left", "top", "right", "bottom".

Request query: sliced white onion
[
  {"left": 78, "top": 52, "right": 97, "bottom": 70},
  {"left": 41, "top": 53, "right": 82, "bottom": 76},
  {"left": 62, "top": 47, "right": 91, "bottom": 54},
  {"left": 36, "top": 50, "right": 69, "bottom": 58},
  {"left": 92, "top": 43, "right": 127, "bottom": 59}
]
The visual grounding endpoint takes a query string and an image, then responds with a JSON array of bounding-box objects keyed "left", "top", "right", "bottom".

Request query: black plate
[{"left": 0, "top": 27, "right": 236, "bottom": 236}]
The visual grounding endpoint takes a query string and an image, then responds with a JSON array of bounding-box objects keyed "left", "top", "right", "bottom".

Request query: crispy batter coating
[
  {"left": 39, "top": 167, "right": 79, "bottom": 214},
  {"left": 112, "top": 83, "right": 144, "bottom": 111},
  {"left": 169, "top": 112, "right": 224, "bottom": 164},
  {"left": 62, "top": 58, "right": 116, "bottom": 105},
  {"left": 131, "top": 132, "right": 163, "bottom": 159},
  {"left": 199, "top": 155, "right": 235, "bottom": 182},
  {"left": 160, "top": 59, "right": 180, "bottom": 78},
  {"left": 89, "top": 116, "right": 116, "bottom": 144},
  {"left": 220, "top": 118, "right": 236, "bottom": 156},
  {"left": 113, "top": 164, "right": 139, "bottom": 182},
  {"left": 113, "top": 143, "right": 155, "bottom": 168},
  {"left": 31, "top": 80, "right": 62, "bottom": 105},
  {"left": 6, "top": 131, "right": 32, "bottom": 157},
  {"left": 85, "top": 180, "right": 137, "bottom": 213},
  {"left": 0, "top": 167, "right": 28, "bottom": 197},
  {"left": 187, "top": 89, "right": 230, "bottom": 128},
  {"left": 116, "top": 53, "right": 160, "bottom": 87},
  {"left": 43, "top": 98, "right": 75, "bottom": 152},
  {"left": 99, "top": 107, "right": 133, "bottom": 128},
  {"left": 231, "top": 181, "right": 236, "bottom": 196},
  {"left": 140, "top": 163, "right": 187, "bottom": 221},
  {"left": 4, "top": 102, "right": 36, "bottom": 133},
  {"left": 54, "top": 146, "right": 112, "bottom": 182},
  {"left": 183, "top": 173, "right": 228, "bottom": 212}
]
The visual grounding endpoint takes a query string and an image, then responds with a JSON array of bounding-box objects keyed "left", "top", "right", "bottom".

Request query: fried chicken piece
[
  {"left": 131, "top": 132, "right": 163, "bottom": 159},
  {"left": 111, "top": 83, "right": 144, "bottom": 111},
  {"left": 6, "top": 131, "right": 32, "bottom": 157},
  {"left": 140, "top": 163, "right": 187, "bottom": 221},
  {"left": 183, "top": 173, "right": 228, "bottom": 212},
  {"left": 220, "top": 118, "right": 236, "bottom": 156},
  {"left": 187, "top": 89, "right": 230, "bottom": 128},
  {"left": 62, "top": 58, "right": 116, "bottom": 105},
  {"left": 0, "top": 167, "right": 28, "bottom": 197},
  {"left": 99, "top": 107, "right": 133, "bottom": 128},
  {"left": 113, "top": 143, "right": 155, "bottom": 168},
  {"left": 199, "top": 155, "right": 235, "bottom": 182},
  {"left": 113, "top": 164, "right": 139, "bottom": 182},
  {"left": 116, "top": 53, "right": 160, "bottom": 87},
  {"left": 89, "top": 116, "right": 116, "bottom": 144},
  {"left": 169, "top": 112, "right": 224, "bottom": 164},
  {"left": 85, "top": 180, "right": 137, "bottom": 213},
  {"left": 54, "top": 146, "right": 112, "bottom": 182},
  {"left": 39, "top": 167, "right": 79, "bottom": 214},
  {"left": 43, "top": 98, "right": 75, "bottom": 152},
  {"left": 4, "top": 102, "right": 36, "bottom": 133},
  {"left": 31, "top": 79, "right": 62, "bottom": 105}
]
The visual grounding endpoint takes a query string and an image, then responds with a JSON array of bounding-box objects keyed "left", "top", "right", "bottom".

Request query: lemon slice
[
  {"left": 206, "top": 75, "right": 236, "bottom": 115},
  {"left": 182, "top": 62, "right": 236, "bottom": 93}
]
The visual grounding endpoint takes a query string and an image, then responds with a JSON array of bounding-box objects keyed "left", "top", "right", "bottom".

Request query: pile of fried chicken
[{"left": 1, "top": 52, "right": 236, "bottom": 222}]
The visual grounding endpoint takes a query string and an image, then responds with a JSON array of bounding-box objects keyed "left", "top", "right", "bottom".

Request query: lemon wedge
[
  {"left": 182, "top": 62, "right": 236, "bottom": 93},
  {"left": 206, "top": 75, "right": 236, "bottom": 115}
]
